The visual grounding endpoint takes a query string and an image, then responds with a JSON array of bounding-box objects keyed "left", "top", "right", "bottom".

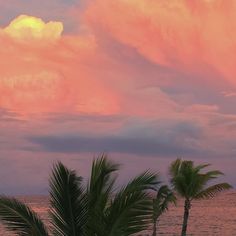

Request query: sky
[{"left": 1, "top": 0, "right": 236, "bottom": 194}]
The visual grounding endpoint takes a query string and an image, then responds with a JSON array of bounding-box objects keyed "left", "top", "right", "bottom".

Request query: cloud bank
[{"left": 0, "top": 0, "right": 236, "bottom": 193}]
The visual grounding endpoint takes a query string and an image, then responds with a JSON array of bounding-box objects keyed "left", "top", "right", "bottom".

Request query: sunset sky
[{"left": 1, "top": 0, "right": 236, "bottom": 194}]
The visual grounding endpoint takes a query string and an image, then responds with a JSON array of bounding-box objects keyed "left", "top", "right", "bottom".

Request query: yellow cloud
[{"left": 4, "top": 15, "right": 63, "bottom": 40}]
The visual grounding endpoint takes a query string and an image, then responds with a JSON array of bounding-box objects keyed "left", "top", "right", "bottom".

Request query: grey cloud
[{"left": 27, "top": 119, "right": 204, "bottom": 156}]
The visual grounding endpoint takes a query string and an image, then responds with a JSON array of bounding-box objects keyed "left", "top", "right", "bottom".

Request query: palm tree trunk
[
  {"left": 181, "top": 199, "right": 191, "bottom": 236},
  {"left": 152, "top": 219, "right": 159, "bottom": 236}
]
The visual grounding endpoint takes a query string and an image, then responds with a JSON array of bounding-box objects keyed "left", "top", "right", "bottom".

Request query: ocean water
[{"left": 0, "top": 191, "right": 236, "bottom": 236}]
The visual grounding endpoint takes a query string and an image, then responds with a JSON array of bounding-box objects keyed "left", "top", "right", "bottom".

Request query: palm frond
[
  {"left": 195, "top": 170, "right": 224, "bottom": 191},
  {"left": 203, "top": 170, "right": 224, "bottom": 179},
  {"left": 49, "top": 162, "right": 87, "bottom": 236},
  {"left": 88, "top": 154, "right": 120, "bottom": 203},
  {"left": 194, "top": 183, "right": 232, "bottom": 200},
  {"left": 153, "top": 185, "right": 176, "bottom": 219},
  {"left": 104, "top": 171, "right": 159, "bottom": 236},
  {"left": 195, "top": 163, "right": 211, "bottom": 172},
  {"left": 87, "top": 154, "right": 120, "bottom": 235},
  {"left": 169, "top": 158, "right": 182, "bottom": 178},
  {"left": 0, "top": 196, "right": 48, "bottom": 236}
]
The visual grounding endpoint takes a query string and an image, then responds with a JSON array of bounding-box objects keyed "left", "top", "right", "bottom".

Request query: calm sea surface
[{"left": 1, "top": 191, "right": 236, "bottom": 236}]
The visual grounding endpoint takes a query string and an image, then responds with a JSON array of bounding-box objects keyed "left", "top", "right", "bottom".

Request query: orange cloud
[
  {"left": 1, "top": 3, "right": 235, "bottom": 120},
  {"left": 85, "top": 0, "right": 236, "bottom": 85}
]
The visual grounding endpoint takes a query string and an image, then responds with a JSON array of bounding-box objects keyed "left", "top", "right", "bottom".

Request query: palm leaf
[
  {"left": 87, "top": 155, "right": 120, "bottom": 234},
  {"left": 169, "top": 158, "right": 182, "bottom": 178},
  {"left": 0, "top": 196, "right": 48, "bottom": 236},
  {"left": 203, "top": 170, "right": 224, "bottom": 180},
  {"left": 88, "top": 154, "right": 120, "bottom": 205},
  {"left": 194, "top": 183, "right": 232, "bottom": 200},
  {"left": 49, "top": 162, "right": 87, "bottom": 236},
  {"left": 194, "top": 163, "right": 211, "bottom": 172},
  {"left": 153, "top": 185, "right": 176, "bottom": 220},
  {"left": 104, "top": 171, "right": 159, "bottom": 236}
]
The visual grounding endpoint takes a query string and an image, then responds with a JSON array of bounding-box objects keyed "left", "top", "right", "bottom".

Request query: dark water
[{"left": 1, "top": 192, "right": 236, "bottom": 235}]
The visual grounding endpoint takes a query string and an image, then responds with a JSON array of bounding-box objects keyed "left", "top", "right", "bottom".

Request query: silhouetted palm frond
[
  {"left": 0, "top": 196, "right": 49, "bottom": 236},
  {"left": 104, "top": 171, "right": 158, "bottom": 236},
  {"left": 49, "top": 162, "right": 87, "bottom": 236}
]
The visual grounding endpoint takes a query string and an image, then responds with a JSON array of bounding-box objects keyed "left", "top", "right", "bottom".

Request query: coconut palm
[
  {"left": 0, "top": 155, "right": 159, "bottom": 236},
  {"left": 169, "top": 158, "right": 232, "bottom": 236},
  {"left": 152, "top": 185, "right": 176, "bottom": 236}
]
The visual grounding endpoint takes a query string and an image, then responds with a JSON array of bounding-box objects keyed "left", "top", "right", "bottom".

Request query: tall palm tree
[
  {"left": 0, "top": 155, "right": 159, "bottom": 236},
  {"left": 169, "top": 158, "right": 232, "bottom": 236},
  {"left": 152, "top": 185, "right": 176, "bottom": 236}
]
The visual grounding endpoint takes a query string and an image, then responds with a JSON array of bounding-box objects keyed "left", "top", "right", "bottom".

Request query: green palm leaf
[
  {"left": 194, "top": 183, "right": 232, "bottom": 200},
  {"left": 87, "top": 155, "right": 120, "bottom": 235},
  {"left": 0, "top": 196, "right": 48, "bottom": 236},
  {"left": 49, "top": 162, "right": 87, "bottom": 236},
  {"left": 169, "top": 158, "right": 182, "bottom": 178},
  {"left": 88, "top": 154, "right": 120, "bottom": 208},
  {"left": 152, "top": 185, "right": 176, "bottom": 236},
  {"left": 153, "top": 185, "right": 176, "bottom": 219},
  {"left": 104, "top": 171, "right": 158, "bottom": 236}
]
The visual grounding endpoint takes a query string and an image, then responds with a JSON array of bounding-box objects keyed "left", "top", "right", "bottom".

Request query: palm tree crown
[
  {"left": 169, "top": 159, "right": 231, "bottom": 200},
  {"left": 152, "top": 185, "right": 176, "bottom": 236}
]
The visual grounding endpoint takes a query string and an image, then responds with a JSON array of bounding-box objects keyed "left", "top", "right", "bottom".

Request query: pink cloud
[
  {"left": 0, "top": 13, "right": 183, "bottom": 119},
  {"left": 85, "top": 0, "right": 236, "bottom": 86},
  {"left": 0, "top": 15, "right": 120, "bottom": 115}
]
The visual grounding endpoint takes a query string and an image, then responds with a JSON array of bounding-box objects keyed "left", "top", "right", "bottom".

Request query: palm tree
[
  {"left": 169, "top": 158, "right": 232, "bottom": 236},
  {"left": 0, "top": 155, "right": 159, "bottom": 236},
  {"left": 152, "top": 185, "right": 176, "bottom": 236}
]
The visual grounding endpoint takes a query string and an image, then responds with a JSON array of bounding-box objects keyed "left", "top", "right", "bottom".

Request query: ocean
[{"left": 0, "top": 191, "right": 235, "bottom": 236}]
